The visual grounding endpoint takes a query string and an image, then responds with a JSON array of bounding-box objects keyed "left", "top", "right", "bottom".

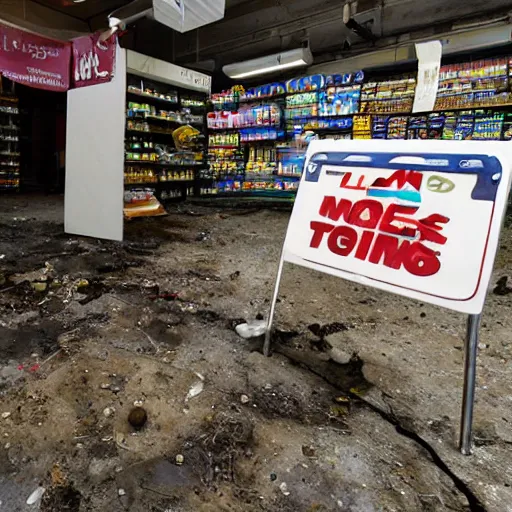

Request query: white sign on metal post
[{"left": 263, "top": 139, "right": 512, "bottom": 454}]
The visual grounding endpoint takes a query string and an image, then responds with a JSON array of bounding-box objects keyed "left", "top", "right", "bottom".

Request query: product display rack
[
  {"left": 124, "top": 73, "right": 208, "bottom": 203},
  {"left": 0, "top": 88, "right": 20, "bottom": 191},
  {"left": 206, "top": 73, "right": 364, "bottom": 198},
  {"left": 206, "top": 55, "right": 512, "bottom": 200}
]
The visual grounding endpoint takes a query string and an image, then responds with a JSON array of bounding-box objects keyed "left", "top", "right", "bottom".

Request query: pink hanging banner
[
  {"left": 0, "top": 23, "right": 71, "bottom": 92},
  {"left": 72, "top": 33, "right": 117, "bottom": 88}
]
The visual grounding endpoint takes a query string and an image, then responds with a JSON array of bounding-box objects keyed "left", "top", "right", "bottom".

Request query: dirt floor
[{"left": 1, "top": 195, "right": 512, "bottom": 512}]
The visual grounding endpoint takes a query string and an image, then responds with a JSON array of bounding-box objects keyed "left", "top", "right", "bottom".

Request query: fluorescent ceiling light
[{"left": 223, "top": 47, "right": 313, "bottom": 79}]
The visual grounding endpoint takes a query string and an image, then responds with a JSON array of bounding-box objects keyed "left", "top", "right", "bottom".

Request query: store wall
[{"left": 64, "top": 45, "right": 126, "bottom": 242}]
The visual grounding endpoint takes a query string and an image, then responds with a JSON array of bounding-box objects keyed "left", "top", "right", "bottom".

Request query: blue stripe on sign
[{"left": 367, "top": 188, "right": 422, "bottom": 203}]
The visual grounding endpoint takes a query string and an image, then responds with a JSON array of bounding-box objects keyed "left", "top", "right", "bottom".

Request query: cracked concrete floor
[{"left": 0, "top": 195, "right": 511, "bottom": 512}]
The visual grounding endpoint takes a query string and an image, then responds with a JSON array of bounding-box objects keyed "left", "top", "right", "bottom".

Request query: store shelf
[
  {"left": 241, "top": 139, "right": 282, "bottom": 144},
  {"left": 0, "top": 96, "right": 18, "bottom": 103},
  {"left": 127, "top": 89, "right": 178, "bottom": 105},
  {"left": 208, "top": 125, "right": 280, "bottom": 132},
  {"left": 125, "top": 160, "right": 204, "bottom": 167},
  {"left": 436, "top": 88, "right": 505, "bottom": 98},
  {"left": 239, "top": 94, "right": 286, "bottom": 103},
  {"left": 430, "top": 103, "right": 512, "bottom": 113},
  {"left": 126, "top": 128, "right": 175, "bottom": 137},
  {"left": 439, "top": 74, "right": 508, "bottom": 82},
  {"left": 124, "top": 180, "right": 194, "bottom": 187}
]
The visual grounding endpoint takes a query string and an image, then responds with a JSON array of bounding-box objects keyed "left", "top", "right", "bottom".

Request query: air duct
[{"left": 309, "top": 22, "right": 512, "bottom": 75}]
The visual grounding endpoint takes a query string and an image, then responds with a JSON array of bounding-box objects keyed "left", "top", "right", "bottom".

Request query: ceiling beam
[{"left": 0, "top": 0, "right": 89, "bottom": 38}]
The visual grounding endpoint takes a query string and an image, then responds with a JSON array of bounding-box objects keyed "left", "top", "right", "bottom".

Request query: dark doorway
[{"left": 16, "top": 83, "right": 67, "bottom": 193}]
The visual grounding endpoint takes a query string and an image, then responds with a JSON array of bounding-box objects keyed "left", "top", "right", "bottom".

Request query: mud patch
[
  {"left": 0, "top": 320, "right": 63, "bottom": 363},
  {"left": 308, "top": 322, "right": 351, "bottom": 339},
  {"left": 184, "top": 411, "right": 254, "bottom": 487},
  {"left": 40, "top": 484, "right": 81, "bottom": 512}
]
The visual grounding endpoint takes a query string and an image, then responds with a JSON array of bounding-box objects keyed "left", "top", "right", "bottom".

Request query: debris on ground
[
  {"left": 493, "top": 276, "right": 512, "bottom": 295},
  {"left": 185, "top": 373, "right": 205, "bottom": 401},
  {"left": 235, "top": 320, "right": 267, "bottom": 339},
  {"left": 26, "top": 487, "right": 46, "bottom": 505}
]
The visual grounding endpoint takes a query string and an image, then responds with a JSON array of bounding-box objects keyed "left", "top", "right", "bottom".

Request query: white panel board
[
  {"left": 283, "top": 139, "right": 512, "bottom": 314},
  {"left": 65, "top": 44, "right": 126, "bottom": 241},
  {"left": 126, "top": 50, "right": 211, "bottom": 94},
  {"left": 152, "top": 0, "right": 225, "bottom": 33}
]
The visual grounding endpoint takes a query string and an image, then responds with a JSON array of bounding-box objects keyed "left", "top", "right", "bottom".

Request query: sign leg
[
  {"left": 459, "top": 313, "right": 482, "bottom": 455},
  {"left": 263, "top": 255, "right": 285, "bottom": 357}
]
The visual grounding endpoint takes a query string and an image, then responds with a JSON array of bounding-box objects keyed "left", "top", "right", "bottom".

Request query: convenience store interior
[{"left": 4, "top": 0, "right": 512, "bottom": 210}]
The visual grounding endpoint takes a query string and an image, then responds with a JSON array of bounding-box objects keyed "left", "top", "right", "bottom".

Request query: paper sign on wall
[
  {"left": 283, "top": 139, "right": 512, "bottom": 314},
  {"left": 413, "top": 41, "right": 442, "bottom": 113}
]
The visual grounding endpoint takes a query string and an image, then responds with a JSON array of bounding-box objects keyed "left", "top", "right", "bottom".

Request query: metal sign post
[
  {"left": 263, "top": 255, "right": 284, "bottom": 357},
  {"left": 460, "top": 314, "right": 482, "bottom": 455}
]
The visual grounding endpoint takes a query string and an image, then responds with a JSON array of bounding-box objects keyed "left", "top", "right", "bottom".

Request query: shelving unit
[
  {"left": 0, "top": 92, "right": 20, "bottom": 191},
  {"left": 205, "top": 55, "right": 512, "bottom": 202},
  {"left": 124, "top": 73, "right": 208, "bottom": 205}
]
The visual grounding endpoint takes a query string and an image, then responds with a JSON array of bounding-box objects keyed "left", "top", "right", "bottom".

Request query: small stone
[
  {"left": 4, "top": 442, "right": 11, "bottom": 449},
  {"left": 103, "top": 407, "right": 114, "bottom": 418},
  {"left": 118, "top": 488, "right": 126, "bottom": 496},
  {"left": 128, "top": 407, "right": 147, "bottom": 430},
  {"left": 1, "top": 412, "right": 11, "bottom": 420},
  {"left": 240, "top": 394, "right": 250, "bottom": 404},
  {"left": 337, "top": 500, "right": 343, "bottom": 508},
  {"left": 100, "top": 383, "right": 110, "bottom": 390},
  {"left": 279, "top": 482, "right": 290, "bottom": 496},
  {"left": 175, "top": 454, "right": 184, "bottom": 465},
  {"left": 133, "top": 400, "right": 144, "bottom": 407},
  {"left": 270, "top": 472, "right": 277, "bottom": 481},
  {"left": 329, "top": 348, "right": 352, "bottom": 365},
  {"left": 478, "top": 343, "right": 487, "bottom": 350}
]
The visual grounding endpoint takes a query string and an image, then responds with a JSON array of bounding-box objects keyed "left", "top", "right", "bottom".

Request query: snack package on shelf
[
  {"left": 352, "top": 114, "right": 372, "bottom": 139},
  {"left": 123, "top": 189, "right": 167, "bottom": 218},
  {"left": 386, "top": 116, "right": 408, "bottom": 139},
  {"left": 454, "top": 113, "right": 475, "bottom": 140},
  {"left": 435, "top": 58, "right": 511, "bottom": 110},
  {"left": 318, "top": 85, "right": 361, "bottom": 116},
  {"left": 360, "top": 78, "right": 416, "bottom": 114},
  {"left": 407, "top": 116, "right": 428, "bottom": 139},
  {"left": 427, "top": 114, "right": 446, "bottom": 139},
  {"left": 472, "top": 111, "right": 504, "bottom": 140}
]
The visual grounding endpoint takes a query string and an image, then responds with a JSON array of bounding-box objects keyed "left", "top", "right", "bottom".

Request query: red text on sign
[{"left": 310, "top": 196, "right": 449, "bottom": 277}]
